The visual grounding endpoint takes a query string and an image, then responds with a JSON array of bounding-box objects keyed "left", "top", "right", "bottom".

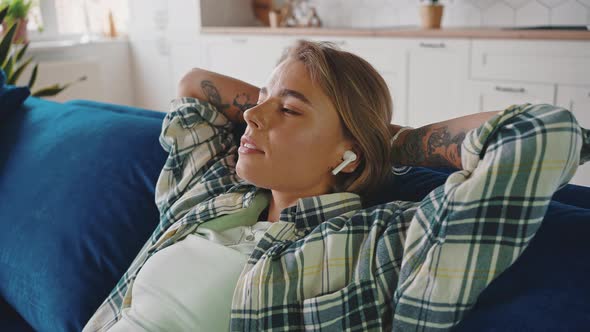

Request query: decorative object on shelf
[
  {"left": 419, "top": 0, "right": 444, "bottom": 29},
  {"left": 268, "top": 9, "right": 280, "bottom": 28},
  {"left": 0, "top": 7, "right": 86, "bottom": 98},
  {"left": 307, "top": 7, "right": 322, "bottom": 28},
  {"left": 266, "top": 0, "right": 322, "bottom": 28},
  {"left": 107, "top": 9, "right": 117, "bottom": 38},
  {"left": 0, "top": 0, "right": 35, "bottom": 44},
  {"left": 253, "top": 0, "right": 272, "bottom": 26}
]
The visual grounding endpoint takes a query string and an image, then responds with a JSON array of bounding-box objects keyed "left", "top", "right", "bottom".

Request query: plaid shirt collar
[
  {"left": 276, "top": 192, "right": 363, "bottom": 237},
  {"left": 233, "top": 179, "right": 363, "bottom": 236}
]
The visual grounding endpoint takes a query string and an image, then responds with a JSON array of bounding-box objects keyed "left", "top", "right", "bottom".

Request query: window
[{"left": 26, "top": 0, "right": 128, "bottom": 40}]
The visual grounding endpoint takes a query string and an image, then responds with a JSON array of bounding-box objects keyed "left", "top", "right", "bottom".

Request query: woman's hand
[{"left": 390, "top": 110, "right": 500, "bottom": 169}]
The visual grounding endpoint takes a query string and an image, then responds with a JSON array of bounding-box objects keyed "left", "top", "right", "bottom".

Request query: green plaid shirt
[{"left": 84, "top": 98, "right": 583, "bottom": 331}]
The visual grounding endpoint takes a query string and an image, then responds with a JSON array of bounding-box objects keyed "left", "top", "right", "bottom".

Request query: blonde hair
[{"left": 277, "top": 39, "right": 393, "bottom": 199}]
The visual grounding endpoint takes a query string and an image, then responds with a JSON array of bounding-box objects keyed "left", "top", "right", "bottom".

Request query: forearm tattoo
[
  {"left": 232, "top": 93, "right": 256, "bottom": 113},
  {"left": 395, "top": 127, "right": 427, "bottom": 165},
  {"left": 201, "top": 80, "right": 230, "bottom": 111},
  {"left": 393, "top": 125, "right": 466, "bottom": 168}
]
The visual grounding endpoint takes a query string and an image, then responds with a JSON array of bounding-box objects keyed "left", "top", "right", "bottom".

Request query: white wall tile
[
  {"left": 504, "top": 0, "right": 533, "bottom": 9},
  {"left": 515, "top": 1, "right": 550, "bottom": 26},
  {"left": 537, "top": 0, "right": 569, "bottom": 8},
  {"left": 398, "top": 3, "right": 420, "bottom": 26},
  {"left": 550, "top": 0, "right": 588, "bottom": 24},
  {"left": 351, "top": 6, "right": 380, "bottom": 27},
  {"left": 308, "top": 0, "right": 583, "bottom": 27},
  {"left": 443, "top": 0, "right": 483, "bottom": 26},
  {"left": 470, "top": 0, "right": 499, "bottom": 9},
  {"left": 482, "top": 1, "right": 516, "bottom": 26}
]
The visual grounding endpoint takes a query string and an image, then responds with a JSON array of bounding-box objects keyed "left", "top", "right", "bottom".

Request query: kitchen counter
[{"left": 200, "top": 26, "right": 590, "bottom": 40}]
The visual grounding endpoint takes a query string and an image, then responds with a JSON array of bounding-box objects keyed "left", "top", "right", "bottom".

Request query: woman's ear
[{"left": 339, "top": 146, "right": 362, "bottom": 174}]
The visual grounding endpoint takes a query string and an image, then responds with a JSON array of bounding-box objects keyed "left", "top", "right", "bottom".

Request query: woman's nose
[{"left": 243, "top": 103, "right": 266, "bottom": 129}]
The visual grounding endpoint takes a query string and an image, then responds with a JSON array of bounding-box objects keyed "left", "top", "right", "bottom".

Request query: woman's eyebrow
[{"left": 260, "top": 87, "right": 313, "bottom": 107}]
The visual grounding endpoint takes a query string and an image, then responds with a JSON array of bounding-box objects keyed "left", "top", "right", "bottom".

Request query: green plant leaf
[
  {"left": 27, "top": 62, "right": 37, "bottom": 88},
  {"left": 0, "top": 22, "right": 17, "bottom": 66},
  {"left": 3, "top": 54, "right": 13, "bottom": 76},
  {"left": 0, "top": 6, "right": 8, "bottom": 25},
  {"left": 15, "top": 41, "right": 28, "bottom": 62},
  {"left": 32, "top": 84, "right": 65, "bottom": 97},
  {"left": 4, "top": 0, "right": 32, "bottom": 19},
  {"left": 7, "top": 55, "right": 31, "bottom": 84},
  {"left": 32, "top": 75, "right": 87, "bottom": 98}
]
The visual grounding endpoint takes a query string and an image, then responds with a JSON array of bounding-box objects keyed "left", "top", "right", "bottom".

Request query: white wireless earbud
[{"left": 332, "top": 150, "right": 357, "bottom": 175}]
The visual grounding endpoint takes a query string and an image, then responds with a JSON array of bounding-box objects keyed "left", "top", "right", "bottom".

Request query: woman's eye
[{"left": 281, "top": 108, "right": 299, "bottom": 115}]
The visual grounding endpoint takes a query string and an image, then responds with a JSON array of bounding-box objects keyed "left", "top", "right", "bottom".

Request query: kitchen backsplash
[{"left": 309, "top": 0, "right": 590, "bottom": 28}]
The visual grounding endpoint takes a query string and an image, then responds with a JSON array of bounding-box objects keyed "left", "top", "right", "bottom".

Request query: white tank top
[{"left": 109, "top": 221, "right": 273, "bottom": 332}]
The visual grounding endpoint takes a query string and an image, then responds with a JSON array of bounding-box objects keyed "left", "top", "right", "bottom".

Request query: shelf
[{"left": 200, "top": 26, "right": 590, "bottom": 40}]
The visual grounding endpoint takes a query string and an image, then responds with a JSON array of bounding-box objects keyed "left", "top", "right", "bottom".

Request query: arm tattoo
[
  {"left": 394, "top": 127, "right": 427, "bottom": 166},
  {"left": 394, "top": 125, "right": 466, "bottom": 169},
  {"left": 201, "top": 80, "right": 230, "bottom": 111},
  {"left": 232, "top": 93, "right": 257, "bottom": 113},
  {"left": 426, "top": 126, "right": 466, "bottom": 167}
]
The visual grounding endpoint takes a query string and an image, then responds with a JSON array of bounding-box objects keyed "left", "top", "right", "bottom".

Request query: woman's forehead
[
  {"left": 267, "top": 60, "right": 311, "bottom": 90},
  {"left": 265, "top": 60, "right": 329, "bottom": 109}
]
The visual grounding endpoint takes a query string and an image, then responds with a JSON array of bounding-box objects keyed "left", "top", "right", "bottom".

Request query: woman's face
[{"left": 236, "top": 59, "right": 354, "bottom": 196}]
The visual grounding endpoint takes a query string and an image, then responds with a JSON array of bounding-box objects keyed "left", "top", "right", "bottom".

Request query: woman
[{"left": 85, "top": 40, "right": 587, "bottom": 331}]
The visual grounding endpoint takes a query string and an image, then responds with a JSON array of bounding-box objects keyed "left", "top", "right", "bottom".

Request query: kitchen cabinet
[
  {"left": 303, "top": 36, "right": 408, "bottom": 125},
  {"left": 128, "top": 0, "right": 169, "bottom": 42},
  {"left": 170, "top": 42, "right": 203, "bottom": 88},
  {"left": 130, "top": 40, "right": 174, "bottom": 112},
  {"left": 464, "top": 80, "right": 555, "bottom": 113},
  {"left": 471, "top": 40, "right": 590, "bottom": 85},
  {"left": 556, "top": 85, "right": 590, "bottom": 186},
  {"left": 200, "top": 35, "right": 295, "bottom": 88},
  {"left": 406, "top": 39, "right": 470, "bottom": 128}
]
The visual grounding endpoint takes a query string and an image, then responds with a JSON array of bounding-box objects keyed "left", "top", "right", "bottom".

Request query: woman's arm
[
  {"left": 390, "top": 110, "right": 501, "bottom": 169},
  {"left": 178, "top": 68, "right": 260, "bottom": 124}
]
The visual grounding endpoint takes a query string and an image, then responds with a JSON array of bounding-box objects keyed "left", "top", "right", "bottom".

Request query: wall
[
  {"left": 312, "top": 0, "right": 590, "bottom": 28},
  {"left": 19, "top": 39, "right": 136, "bottom": 106},
  {"left": 198, "top": 0, "right": 585, "bottom": 28}
]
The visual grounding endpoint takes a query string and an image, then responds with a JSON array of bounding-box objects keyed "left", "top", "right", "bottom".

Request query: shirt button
[{"left": 245, "top": 234, "right": 255, "bottom": 241}]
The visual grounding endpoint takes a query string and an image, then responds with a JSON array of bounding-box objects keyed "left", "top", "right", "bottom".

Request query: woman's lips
[
  {"left": 238, "top": 145, "right": 264, "bottom": 154},
  {"left": 239, "top": 136, "right": 264, "bottom": 154}
]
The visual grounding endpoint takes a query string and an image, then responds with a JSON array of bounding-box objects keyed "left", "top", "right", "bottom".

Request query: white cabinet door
[
  {"left": 305, "top": 36, "right": 408, "bottom": 125},
  {"left": 200, "top": 35, "right": 295, "bottom": 87},
  {"left": 471, "top": 40, "right": 590, "bottom": 85},
  {"left": 130, "top": 40, "right": 173, "bottom": 112},
  {"left": 170, "top": 41, "right": 203, "bottom": 91},
  {"left": 406, "top": 39, "right": 470, "bottom": 128},
  {"left": 128, "top": 0, "right": 169, "bottom": 41},
  {"left": 464, "top": 80, "right": 555, "bottom": 113},
  {"left": 556, "top": 85, "right": 590, "bottom": 187}
]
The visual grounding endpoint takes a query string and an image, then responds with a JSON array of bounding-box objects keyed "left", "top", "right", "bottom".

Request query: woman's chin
[{"left": 236, "top": 163, "right": 260, "bottom": 184}]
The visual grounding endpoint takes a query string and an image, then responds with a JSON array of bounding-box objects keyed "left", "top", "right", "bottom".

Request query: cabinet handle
[
  {"left": 419, "top": 42, "right": 445, "bottom": 48},
  {"left": 495, "top": 86, "right": 526, "bottom": 93},
  {"left": 231, "top": 38, "right": 248, "bottom": 44}
]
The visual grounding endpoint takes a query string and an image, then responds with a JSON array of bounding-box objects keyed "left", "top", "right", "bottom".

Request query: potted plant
[
  {"left": 1, "top": 0, "right": 34, "bottom": 43},
  {"left": 420, "top": 0, "right": 444, "bottom": 29},
  {"left": 1, "top": 7, "right": 86, "bottom": 98}
]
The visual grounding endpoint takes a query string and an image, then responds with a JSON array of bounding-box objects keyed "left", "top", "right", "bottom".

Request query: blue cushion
[
  {"left": 454, "top": 201, "right": 590, "bottom": 331},
  {"left": 0, "top": 297, "right": 34, "bottom": 332},
  {"left": 0, "top": 97, "right": 167, "bottom": 332},
  {"left": 1, "top": 97, "right": 589, "bottom": 331},
  {"left": 0, "top": 69, "right": 30, "bottom": 117},
  {"left": 377, "top": 167, "right": 590, "bottom": 330}
]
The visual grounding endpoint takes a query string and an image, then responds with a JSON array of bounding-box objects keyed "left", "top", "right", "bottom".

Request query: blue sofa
[{"left": 1, "top": 95, "right": 589, "bottom": 332}]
